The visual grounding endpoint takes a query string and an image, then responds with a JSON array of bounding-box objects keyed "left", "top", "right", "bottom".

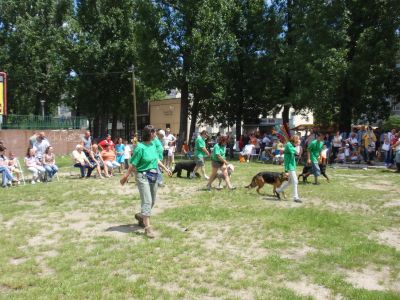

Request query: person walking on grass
[
  {"left": 276, "top": 135, "right": 302, "bottom": 203},
  {"left": 192, "top": 130, "right": 210, "bottom": 180},
  {"left": 206, "top": 135, "right": 235, "bottom": 191},
  {"left": 120, "top": 125, "right": 171, "bottom": 238},
  {"left": 307, "top": 132, "right": 324, "bottom": 185}
]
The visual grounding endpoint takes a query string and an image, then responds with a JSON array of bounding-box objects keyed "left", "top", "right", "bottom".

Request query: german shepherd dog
[
  {"left": 172, "top": 161, "right": 197, "bottom": 178},
  {"left": 245, "top": 171, "right": 289, "bottom": 199},
  {"left": 298, "top": 164, "right": 330, "bottom": 183}
]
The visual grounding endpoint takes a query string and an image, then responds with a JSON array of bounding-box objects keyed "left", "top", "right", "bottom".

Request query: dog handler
[
  {"left": 276, "top": 135, "right": 301, "bottom": 203},
  {"left": 192, "top": 130, "right": 210, "bottom": 179},
  {"left": 206, "top": 135, "right": 236, "bottom": 191},
  {"left": 307, "top": 132, "right": 324, "bottom": 185},
  {"left": 120, "top": 125, "right": 171, "bottom": 238}
]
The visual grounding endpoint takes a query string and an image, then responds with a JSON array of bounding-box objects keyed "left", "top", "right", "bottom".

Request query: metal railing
[{"left": 0, "top": 115, "right": 88, "bottom": 130}]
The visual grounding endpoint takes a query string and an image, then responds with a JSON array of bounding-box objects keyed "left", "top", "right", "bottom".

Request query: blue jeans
[
  {"left": 74, "top": 163, "right": 94, "bottom": 178},
  {"left": 0, "top": 166, "right": 14, "bottom": 187},
  {"left": 44, "top": 165, "right": 58, "bottom": 179},
  {"left": 384, "top": 150, "right": 391, "bottom": 165}
]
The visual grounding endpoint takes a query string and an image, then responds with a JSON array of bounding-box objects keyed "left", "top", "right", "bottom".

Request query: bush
[{"left": 383, "top": 115, "right": 400, "bottom": 131}]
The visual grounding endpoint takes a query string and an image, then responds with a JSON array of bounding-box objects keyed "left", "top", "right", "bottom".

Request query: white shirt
[
  {"left": 333, "top": 135, "right": 342, "bottom": 148},
  {"left": 123, "top": 145, "right": 132, "bottom": 159},
  {"left": 33, "top": 138, "right": 50, "bottom": 158},
  {"left": 242, "top": 144, "right": 255, "bottom": 155}
]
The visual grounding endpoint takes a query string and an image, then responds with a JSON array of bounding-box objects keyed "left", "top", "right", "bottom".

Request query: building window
[
  {"left": 166, "top": 123, "right": 170, "bottom": 129},
  {"left": 393, "top": 103, "right": 400, "bottom": 112}
]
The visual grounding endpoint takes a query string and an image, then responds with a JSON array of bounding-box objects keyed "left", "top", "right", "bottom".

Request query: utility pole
[{"left": 130, "top": 65, "right": 138, "bottom": 135}]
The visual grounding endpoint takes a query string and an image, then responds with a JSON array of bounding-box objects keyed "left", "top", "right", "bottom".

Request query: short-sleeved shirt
[
  {"left": 195, "top": 136, "right": 206, "bottom": 158},
  {"left": 82, "top": 136, "right": 92, "bottom": 150},
  {"left": 211, "top": 143, "right": 226, "bottom": 162},
  {"left": 130, "top": 142, "right": 159, "bottom": 172},
  {"left": 284, "top": 142, "right": 297, "bottom": 171},
  {"left": 153, "top": 137, "right": 164, "bottom": 160},
  {"left": 308, "top": 139, "right": 323, "bottom": 163}
]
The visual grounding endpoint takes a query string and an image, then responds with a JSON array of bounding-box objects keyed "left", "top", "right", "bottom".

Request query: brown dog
[{"left": 246, "top": 171, "right": 289, "bottom": 199}]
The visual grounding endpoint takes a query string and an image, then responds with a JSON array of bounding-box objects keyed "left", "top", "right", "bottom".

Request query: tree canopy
[{"left": 0, "top": 0, "right": 399, "bottom": 137}]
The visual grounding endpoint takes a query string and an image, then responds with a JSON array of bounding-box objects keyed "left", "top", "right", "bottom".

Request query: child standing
[{"left": 123, "top": 140, "right": 132, "bottom": 170}]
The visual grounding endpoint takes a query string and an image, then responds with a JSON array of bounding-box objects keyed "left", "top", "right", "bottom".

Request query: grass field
[{"left": 1, "top": 159, "right": 400, "bottom": 299}]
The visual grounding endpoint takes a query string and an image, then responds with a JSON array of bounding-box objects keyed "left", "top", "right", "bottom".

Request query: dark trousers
[{"left": 74, "top": 163, "right": 94, "bottom": 178}]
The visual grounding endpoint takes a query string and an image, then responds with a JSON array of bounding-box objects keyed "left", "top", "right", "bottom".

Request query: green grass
[{"left": 1, "top": 160, "right": 400, "bottom": 299}]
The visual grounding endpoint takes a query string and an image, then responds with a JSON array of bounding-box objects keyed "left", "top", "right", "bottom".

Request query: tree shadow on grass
[{"left": 105, "top": 224, "right": 142, "bottom": 234}]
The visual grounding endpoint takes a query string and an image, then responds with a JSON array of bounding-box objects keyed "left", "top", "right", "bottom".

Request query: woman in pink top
[{"left": 24, "top": 147, "right": 45, "bottom": 184}]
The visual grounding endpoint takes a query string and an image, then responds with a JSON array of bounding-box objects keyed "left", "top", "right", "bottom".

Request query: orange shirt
[
  {"left": 101, "top": 150, "right": 116, "bottom": 161},
  {"left": 182, "top": 144, "right": 189, "bottom": 153}
]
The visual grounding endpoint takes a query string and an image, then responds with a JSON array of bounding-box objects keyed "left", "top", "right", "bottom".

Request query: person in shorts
[
  {"left": 307, "top": 132, "right": 324, "bottom": 185},
  {"left": 191, "top": 130, "right": 210, "bottom": 179},
  {"left": 206, "top": 135, "right": 235, "bottom": 191}
]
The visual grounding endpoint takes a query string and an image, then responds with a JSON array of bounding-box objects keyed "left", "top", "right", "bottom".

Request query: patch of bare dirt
[
  {"left": 280, "top": 245, "right": 316, "bottom": 260},
  {"left": 370, "top": 228, "right": 400, "bottom": 251},
  {"left": 354, "top": 180, "right": 399, "bottom": 192},
  {"left": 343, "top": 266, "right": 400, "bottom": 292},
  {"left": 383, "top": 200, "right": 400, "bottom": 208},
  {"left": 286, "top": 279, "right": 342, "bottom": 300},
  {"left": 9, "top": 257, "right": 28, "bottom": 265}
]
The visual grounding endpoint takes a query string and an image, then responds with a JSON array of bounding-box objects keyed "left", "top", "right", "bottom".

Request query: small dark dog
[
  {"left": 298, "top": 164, "right": 330, "bottom": 183},
  {"left": 216, "top": 164, "right": 235, "bottom": 188},
  {"left": 172, "top": 161, "right": 196, "bottom": 178},
  {"left": 245, "top": 171, "right": 289, "bottom": 198}
]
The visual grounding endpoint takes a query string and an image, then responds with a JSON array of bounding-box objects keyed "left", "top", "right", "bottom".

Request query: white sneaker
[
  {"left": 31, "top": 180, "right": 36, "bottom": 185},
  {"left": 204, "top": 175, "right": 210, "bottom": 180}
]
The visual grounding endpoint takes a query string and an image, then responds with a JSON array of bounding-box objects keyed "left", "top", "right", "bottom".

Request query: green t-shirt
[
  {"left": 284, "top": 142, "right": 297, "bottom": 171},
  {"left": 195, "top": 136, "right": 206, "bottom": 158},
  {"left": 308, "top": 139, "right": 323, "bottom": 163},
  {"left": 211, "top": 143, "right": 226, "bottom": 162},
  {"left": 153, "top": 137, "right": 164, "bottom": 160},
  {"left": 130, "top": 142, "right": 159, "bottom": 172}
]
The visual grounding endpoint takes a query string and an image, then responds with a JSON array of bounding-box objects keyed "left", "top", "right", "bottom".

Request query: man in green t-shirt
[
  {"left": 307, "top": 132, "right": 324, "bottom": 185},
  {"left": 192, "top": 130, "right": 210, "bottom": 180}
]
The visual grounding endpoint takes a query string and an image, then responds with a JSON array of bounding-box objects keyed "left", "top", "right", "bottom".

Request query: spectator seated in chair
[
  {"left": 89, "top": 144, "right": 110, "bottom": 178},
  {"left": 181, "top": 141, "right": 193, "bottom": 159},
  {"left": 24, "top": 147, "right": 46, "bottom": 184},
  {"left": 272, "top": 141, "right": 284, "bottom": 165},
  {"left": 101, "top": 143, "right": 120, "bottom": 176},
  {"left": 0, "top": 145, "right": 18, "bottom": 187},
  {"left": 7, "top": 151, "right": 21, "bottom": 184},
  {"left": 43, "top": 146, "right": 58, "bottom": 181},
  {"left": 240, "top": 141, "right": 255, "bottom": 163},
  {"left": 334, "top": 148, "right": 346, "bottom": 163},
  {"left": 350, "top": 150, "right": 361, "bottom": 164},
  {"left": 72, "top": 144, "right": 95, "bottom": 178}
]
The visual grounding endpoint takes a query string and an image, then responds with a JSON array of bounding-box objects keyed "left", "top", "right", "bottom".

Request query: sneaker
[
  {"left": 135, "top": 213, "right": 144, "bottom": 228},
  {"left": 204, "top": 175, "right": 210, "bottom": 180},
  {"left": 144, "top": 226, "right": 155, "bottom": 238},
  {"left": 246, "top": 160, "right": 249, "bottom": 163},
  {"left": 31, "top": 180, "right": 36, "bottom": 185},
  {"left": 229, "top": 186, "right": 237, "bottom": 190},
  {"left": 294, "top": 198, "right": 302, "bottom": 203}
]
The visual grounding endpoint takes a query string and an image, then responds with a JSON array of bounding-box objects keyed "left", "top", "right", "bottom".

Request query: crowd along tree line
[{"left": 0, "top": 0, "right": 399, "bottom": 141}]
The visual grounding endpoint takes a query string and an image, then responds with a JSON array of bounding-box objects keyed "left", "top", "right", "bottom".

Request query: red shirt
[{"left": 99, "top": 138, "right": 115, "bottom": 150}]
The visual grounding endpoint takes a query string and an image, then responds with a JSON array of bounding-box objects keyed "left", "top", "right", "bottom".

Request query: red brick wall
[{"left": 0, "top": 129, "right": 85, "bottom": 158}]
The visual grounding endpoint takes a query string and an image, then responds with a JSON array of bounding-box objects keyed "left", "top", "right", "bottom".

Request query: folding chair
[{"left": 16, "top": 159, "right": 26, "bottom": 185}]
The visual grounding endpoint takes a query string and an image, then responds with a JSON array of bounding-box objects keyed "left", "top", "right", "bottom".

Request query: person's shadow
[{"left": 105, "top": 224, "right": 142, "bottom": 234}]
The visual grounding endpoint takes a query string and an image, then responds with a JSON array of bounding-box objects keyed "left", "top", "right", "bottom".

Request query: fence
[{"left": 0, "top": 115, "right": 88, "bottom": 130}]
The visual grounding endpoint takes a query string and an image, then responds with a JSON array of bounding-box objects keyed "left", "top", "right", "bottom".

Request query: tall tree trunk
[
  {"left": 179, "top": 80, "right": 189, "bottom": 142},
  {"left": 189, "top": 97, "right": 200, "bottom": 145},
  {"left": 93, "top": 116, "right": 100, "bottom": 139},
  {"left": 111, "top": 114, "right": 118, "bottom": 140},
  {"left": 282, "top": 104, "right": 291, "bottom": 135},
  {"left": 339, "top": 80, "right": 353, "bottom": 132},
  {"left": 235, "top": 114, "right": 242, "bottom": 141}
]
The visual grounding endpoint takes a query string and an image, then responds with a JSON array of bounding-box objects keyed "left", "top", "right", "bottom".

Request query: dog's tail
[{"left": 245, "top": 175, "right": 258, "bottom": 189}]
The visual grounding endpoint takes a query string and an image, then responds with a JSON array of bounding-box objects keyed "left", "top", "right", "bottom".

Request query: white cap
[{"left": 158, "top": 129, "right": 165, "bottom": 136}]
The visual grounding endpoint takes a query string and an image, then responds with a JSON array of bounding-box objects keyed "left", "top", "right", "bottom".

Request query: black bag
[{"left": 144, "top": 170, "right": 158, "bottom": 183}]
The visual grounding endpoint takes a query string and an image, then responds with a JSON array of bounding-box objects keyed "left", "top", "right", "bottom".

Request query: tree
[{"left": 0, "top": 0, "right": 73, "bottom": 115}]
